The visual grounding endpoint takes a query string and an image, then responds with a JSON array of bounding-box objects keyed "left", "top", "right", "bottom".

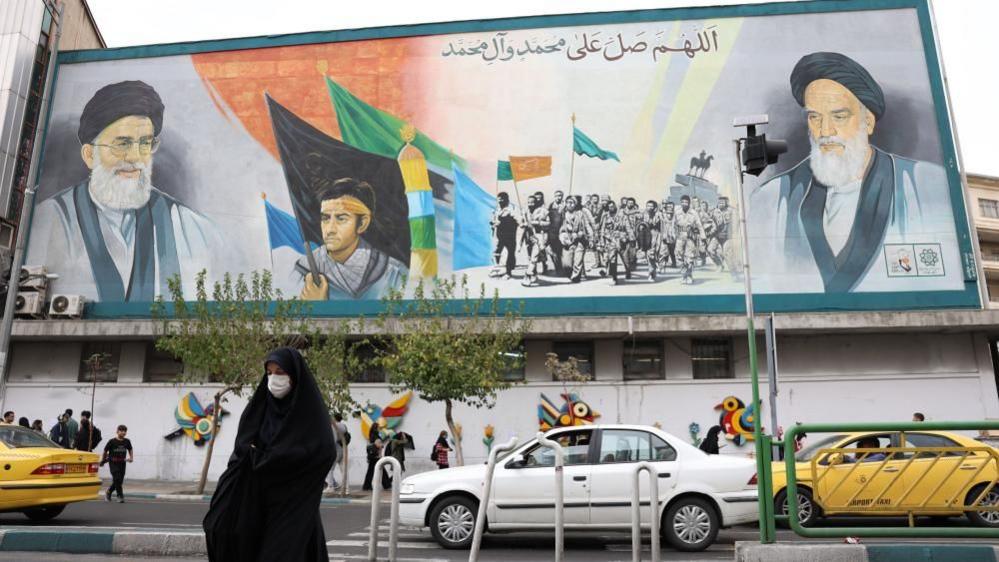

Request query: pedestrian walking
[
  {"left": 382, "top": 431, "right": 410, "bottom": 489},
  {"left": 101, "top": 425, "right": 133, "bottom": 503},
  {"left": 203, "top": 347, "right": 335, "bottom": 562},
  {"left": 75, "top": 411, "right": 102, "bottom": 452},
  {"left": 912, "top": 412, "right": 925, "bottom": 422},
  {"left": 699, "top": 425, "right": 723, "bottom": 454},
  {"left": 63, "top": 409, "right": 79, "bottom": 449},
  {"left": 31, "top": 419, "right": 43, "bottom": 434},
  {"left": 327, "top": 413, "right": 348, "bottom": 492},
  {"left": 17, "top": 417, "right": 29, "bottom": 428},
  {"left": 363, "top": 436, "right": 383, "bottom": 491},
  {"left": 49, "top": 414, "right": 71, "bottom": 448},
  {"left": 2, "top": 411, "right": 13, "bottom": 424},
  {"left": 433, "top": 431, "right": 452, "bottom": 469}
]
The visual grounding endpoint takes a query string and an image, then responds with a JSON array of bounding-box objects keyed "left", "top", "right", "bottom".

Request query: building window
[
  {"left": 348, "top": 340, "right": 387, "bottom": 383},
  {"left": 144, "top": 344, "right": 183, "bottom": 382},
  {"left": 623, "top": 339, "right": 664, "bottom": 380},
  {"left": 79, "top": 343, "right": 121, "bottom": 382},
  {"left": 552, "top": 341, "right": 594, "bottom": 380},
  {"left": 980, "top": 198, "right": 999, "bottom": 219},
  {"left": 502, "top": 341, "right": 526, "bottom": 381},
  {"left": 691, "top": 338, "right": 732, "bottom": 379}
]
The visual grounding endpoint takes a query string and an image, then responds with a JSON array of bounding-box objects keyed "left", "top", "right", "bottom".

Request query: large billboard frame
[{"left": 32, "top": 0, "right": 980, "bottom": 318}]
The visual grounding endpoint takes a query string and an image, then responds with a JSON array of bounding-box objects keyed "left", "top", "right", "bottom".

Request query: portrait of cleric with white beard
[
  {"left": 749, "top": 51, "right": 955, "bottom": 294},
  {"left": 27, "top": 81, "right": 216, "bottom": 302}
]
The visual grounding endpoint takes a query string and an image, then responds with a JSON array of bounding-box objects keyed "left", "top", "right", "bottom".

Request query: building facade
[{"left": 1, "top": 0, "right": 997, "bottom": 486}]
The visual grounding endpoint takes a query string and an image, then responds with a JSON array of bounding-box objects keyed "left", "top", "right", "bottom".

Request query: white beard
[
  {"left": 808, "top": 125, "right": 872, "bottom": 189},
  {"left": 88, "top": 159, "right": 152, "bottom": 210}
]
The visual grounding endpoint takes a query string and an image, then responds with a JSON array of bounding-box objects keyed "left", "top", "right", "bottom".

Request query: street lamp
[{"left": 732, "top": 114, "right": 786, "bottom": 545}]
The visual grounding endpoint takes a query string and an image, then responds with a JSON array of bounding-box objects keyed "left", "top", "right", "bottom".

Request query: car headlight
[{"left": 400, "top": 483, "right": 416, "bottom": 495}]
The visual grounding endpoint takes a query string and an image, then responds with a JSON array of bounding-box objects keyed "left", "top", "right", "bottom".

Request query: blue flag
[
  {"left": 264, "top": 198, "right": 306, "bottom": 254},
  {"left": 452, "top": 164, "right": 496, "bottom": 270}
]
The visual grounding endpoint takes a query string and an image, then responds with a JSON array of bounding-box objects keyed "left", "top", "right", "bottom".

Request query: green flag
[
  {"left": 573, "top": 126, "right": 620, "bottom": 162},
  {"left": 497, "top": 160, "right": 513, "bottom": 181},
  {"left": 325, "top": 77, "right": 465, "bottom": 171}
]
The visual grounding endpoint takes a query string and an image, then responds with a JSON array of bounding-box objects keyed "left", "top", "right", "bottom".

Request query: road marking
[
  {"left": 349, "top": 531, "right": 427, "bottom": 539},
  {"left": 121, "top": 522, "right": 202, "bottom": 527},
  {"left": 328, "top": 540, "right": 438, "bottom": 549},
  {"left": 329, "top": 555, "right": 448, "bottom": 562}
]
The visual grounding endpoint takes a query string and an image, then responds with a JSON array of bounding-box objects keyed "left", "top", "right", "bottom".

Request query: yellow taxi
[
  {"left": 772, "top": 430, "right": 999, "bottom": 527},
  {"left": 0, "top": 424, "right": 101, "bottom": 521}
]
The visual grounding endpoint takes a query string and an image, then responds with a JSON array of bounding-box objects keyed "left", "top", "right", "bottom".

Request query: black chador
[{"left": 203, "top": 348, "right": 335, "bottom": 562}]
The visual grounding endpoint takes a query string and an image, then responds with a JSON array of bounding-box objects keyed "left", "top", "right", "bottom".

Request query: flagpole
[{"left": 568, "top": 113, "right": 577, "bottom": 196}]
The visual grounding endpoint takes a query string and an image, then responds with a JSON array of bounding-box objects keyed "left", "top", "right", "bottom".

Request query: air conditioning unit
[
  {"left": 14, "top": 292, "right": 44, "bottom": 318},
  {"left": 49, "top": 294, "right": 85, "bottom": 318},
  {"left": 19, "top": 265, "right": 48, "bottom": 290}
]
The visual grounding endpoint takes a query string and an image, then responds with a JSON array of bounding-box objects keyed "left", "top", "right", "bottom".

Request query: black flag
[{"left": 266, "top": 94, "right": 413, "bottom": 265}]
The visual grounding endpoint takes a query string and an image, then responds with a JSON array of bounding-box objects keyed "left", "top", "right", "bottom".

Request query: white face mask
[{"left": 267, "top": 374, "right": 292, "bottom": 399}]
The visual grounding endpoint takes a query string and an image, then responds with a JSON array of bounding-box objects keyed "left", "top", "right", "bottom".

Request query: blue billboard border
[{"left": 35, "top": 0, "right": 980, "bottom": 318}]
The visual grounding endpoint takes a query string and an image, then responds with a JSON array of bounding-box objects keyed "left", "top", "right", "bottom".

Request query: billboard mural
[{"left": 25, "top": 0, "right": 979, "bottom": 315}]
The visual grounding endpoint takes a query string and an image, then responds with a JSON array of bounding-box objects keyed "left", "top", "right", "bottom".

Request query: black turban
[
  {"left": 790, "top": 52, "right": 885, "bottom": 120},
  {"left": 77, "top": 80, "right": 164, "bottom": 143}
]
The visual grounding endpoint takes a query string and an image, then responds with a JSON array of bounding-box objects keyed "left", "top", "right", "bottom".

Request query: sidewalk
[{"left": 98, "top": 478, "right": 372, "bottom": 504}]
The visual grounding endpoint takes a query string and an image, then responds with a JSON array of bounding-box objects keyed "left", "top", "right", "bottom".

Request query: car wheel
[
  {"left": 965, "top": 484, "right": 999, "bottom": 527},
  {"left": 23, "top": 505, "right": 66, "bottom": 522},
  {"left": 429, "top": 495, "right": 477, "bottom": 549},
  {"left": 663, "top": 496, "right": 718, "bottom": 552},
  {"left": 775, "top": 487, "right": 819, "bottom": 528}
]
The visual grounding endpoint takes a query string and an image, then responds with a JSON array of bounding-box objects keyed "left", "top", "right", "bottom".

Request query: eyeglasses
[{"left": 92, "top": 136, "right": 160, "bottom": 157}]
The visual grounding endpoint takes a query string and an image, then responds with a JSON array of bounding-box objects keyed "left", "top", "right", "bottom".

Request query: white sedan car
[{"left": 399, "top": 424, "right": 759, "bottom": 552}]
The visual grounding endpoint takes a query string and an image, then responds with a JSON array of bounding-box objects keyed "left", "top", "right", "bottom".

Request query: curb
[
  {"left": 0, "top": 529, "right": 205, "bottom": 556},
  {"left": 95, "top": 491, "right": 372, "bottom": 505},
  {"left": 735, "top": 542, "right": 999, "bottom": 562}
]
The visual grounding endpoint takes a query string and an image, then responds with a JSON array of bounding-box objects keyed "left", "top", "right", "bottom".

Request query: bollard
[
  {"left": 536, "top": 431, "right": 566, "bottom": 562},
  {"left": 468, "top": 436, "right": 519, "bottom": 562},
  {"left": 368, "top": 456, "right": 402, "bottom": 562},
  {"left": 630, "top": 462, "right": 661, "bottom": 562}
]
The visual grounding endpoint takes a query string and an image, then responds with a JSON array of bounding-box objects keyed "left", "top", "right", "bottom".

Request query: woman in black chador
[{"left": 203, "top": 347, "right": 335, "bottom": 561}]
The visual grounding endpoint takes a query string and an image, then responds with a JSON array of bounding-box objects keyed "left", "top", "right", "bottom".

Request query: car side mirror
[{"left": 505, "top": 454, "right": 528, "bottom": 469}]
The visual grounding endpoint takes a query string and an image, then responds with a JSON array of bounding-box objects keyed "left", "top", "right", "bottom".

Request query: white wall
[{"left": 4, "top": 331, "right": 998, "bottom": 486}]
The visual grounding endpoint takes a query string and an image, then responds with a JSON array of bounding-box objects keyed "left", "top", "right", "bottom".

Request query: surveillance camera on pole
[
  {"left": 730, "top": 113, "right": 786, "bottom": 544},
  {"left": 733, "top": 114, "right": 787, "bottom": 177}
]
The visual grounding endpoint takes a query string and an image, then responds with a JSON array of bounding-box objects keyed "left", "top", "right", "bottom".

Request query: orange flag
[{"left": 508, "top": 155, "right": 552, "bottom": 182}]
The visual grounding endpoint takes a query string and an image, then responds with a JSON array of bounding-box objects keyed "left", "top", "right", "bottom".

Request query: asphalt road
[{"left": 0, "top": 499, "right": 995, "bottom": 562}]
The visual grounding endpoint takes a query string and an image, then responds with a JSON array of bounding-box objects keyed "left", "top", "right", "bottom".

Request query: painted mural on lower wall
[{"left": 24, "top": 2, "right": 975, "bottom": 314}]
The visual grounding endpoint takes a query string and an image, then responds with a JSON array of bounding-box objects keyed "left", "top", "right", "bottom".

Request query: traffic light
[
  {"left": 741, "top": 133, "right": 787, "bottom": 177},
  {"left": 733, "top": 115, "right": 787, "bottom": 177}
]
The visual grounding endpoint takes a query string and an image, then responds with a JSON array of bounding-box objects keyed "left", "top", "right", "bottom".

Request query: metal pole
[
  {"left": 0, "top": 1, "right": 63, "bottom": 411},
  {"left": 536, "top": 431, "right": 565, "bottom": 562},
  {"left": 469, "top": 436, "right": 519, "bottom": 562},
  {"left": 733, "top": 139, "right": 774, "bottom": 543},
  {"left": 630, "top": 462, "right": 661, "bottom": 562},
  {"left": 367, "top": 456, "right": 402, "bottom": 562},
  {"left": 765, "top": 313, "right": 780, "bottom": 461}
]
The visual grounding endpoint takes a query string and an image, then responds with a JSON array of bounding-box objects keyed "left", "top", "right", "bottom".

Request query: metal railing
[
  {"left": 368, "top": 456, "right": 402, "bottom": 562},
  {"left": 536, "top": 431, "right": 566, "bottom": 562},
  {"left": 630, "top": 462, "right": 661, "bottom": 562},
  {"left": 780, "top": 421, "right": 999, "bottom": 539},
  {"left": 469, "top": 436, "right": 519, "bottom": 562}
]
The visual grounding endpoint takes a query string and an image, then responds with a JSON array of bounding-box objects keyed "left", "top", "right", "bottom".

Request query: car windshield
[
  {"left": 0, "top": 426, "right": 60, "bottom": 449},
  {"left": 794, "top": 434, "right": 847, "bottom": 462}
]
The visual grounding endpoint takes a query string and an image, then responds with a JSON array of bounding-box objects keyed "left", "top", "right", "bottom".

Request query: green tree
[
  {"left": 152, "top": 270, "right": 323, "bottom": 494},
  {"left": 374, "top": 276, "right": 528, "bottom": 466}
]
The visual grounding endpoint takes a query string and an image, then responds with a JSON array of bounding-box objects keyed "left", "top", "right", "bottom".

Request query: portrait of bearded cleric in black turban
[
  {"left": 26, "top": 80, "right": 217, "bottom": 302},
  {"left": 748, "top": 51, "right": 954, "bottom": 295}
]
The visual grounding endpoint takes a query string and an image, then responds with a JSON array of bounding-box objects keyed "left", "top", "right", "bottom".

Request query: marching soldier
[
  {"left": 548, "top": 190, "right": 566, "bottom": 275},
  {"left": 599, "top": 201, "right": 636, "bottom": 285},
  {"left": 491, "top": 192, "right": 519, "bottom": 280},
  {"left": 709, "top": 196, "right": 735, "bottom": 271},
  {"left": 696, "top": 199, "right": 716, "bottom": 267},
  {"left": 638, "top": 201, "right": 659, "bottom": 279},
  {"left": 675, "top": 195, "right": 704, "bottom": 285},
  {"left": 522, "top": 193, "right": 551, "bottom": 287},
  {"left": 560, "top": 195, "right": 595, "bottom": 283}
]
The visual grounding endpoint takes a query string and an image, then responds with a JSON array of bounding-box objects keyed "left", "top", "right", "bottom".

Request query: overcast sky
[{"left": 85, "top": 0, "right": 998, "bottom": 177}]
